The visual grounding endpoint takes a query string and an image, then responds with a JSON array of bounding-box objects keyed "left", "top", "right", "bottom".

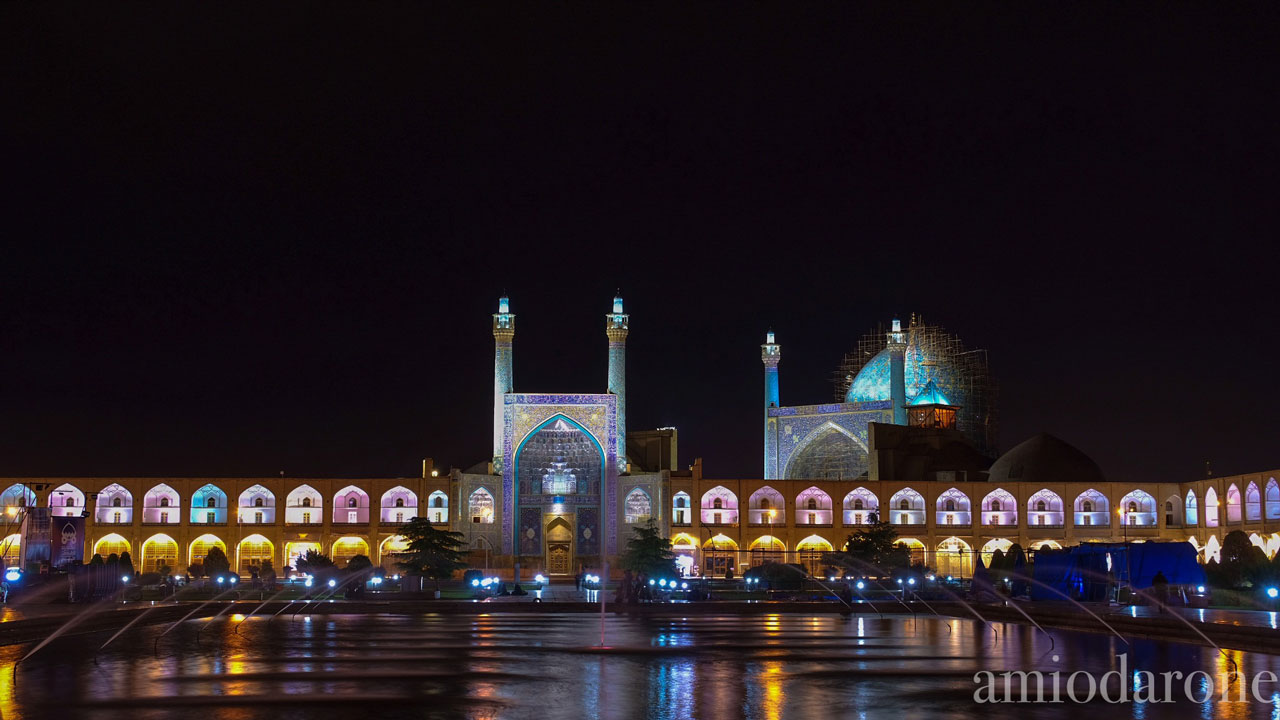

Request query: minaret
[
  {"left": 887, "top": 318, "right": 908, "bottom": 425},
  {"left": 606, "top": 293, "right": 629, "bottom": 469},
  {"left": 762, "top": 330, "right": 781, "bottom": 479},
  {"left": 492, "top": 295, "right": 515, "bottom": 472}
]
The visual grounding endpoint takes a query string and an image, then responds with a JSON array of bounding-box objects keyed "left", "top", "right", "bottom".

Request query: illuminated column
[
  {"left": 606, "top": 293, "right": 629, "bottom": 469},
  {"left": 492, "top": 296, "right": 515, "bottom": 471},
  {"left": 887, "top": 318, "right": 908, "bottom": 425}
]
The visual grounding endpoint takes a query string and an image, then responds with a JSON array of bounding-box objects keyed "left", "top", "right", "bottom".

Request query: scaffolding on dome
[{"left": 833, "top": 315, "right": 998, "bottom": 458}]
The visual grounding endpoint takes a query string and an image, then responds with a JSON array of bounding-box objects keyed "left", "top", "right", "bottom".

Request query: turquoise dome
[{"left": 844, "top": 343, "right": 935, "bottom": 403}]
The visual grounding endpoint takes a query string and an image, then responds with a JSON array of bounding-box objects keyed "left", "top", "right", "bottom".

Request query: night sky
[{"left": 2, "top": 6, "right": 1276, "bottom": 484}]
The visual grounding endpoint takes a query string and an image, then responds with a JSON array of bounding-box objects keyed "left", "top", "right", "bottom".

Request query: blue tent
[{"left": 1031, "top": 542, "right": 1205, "bottom": 601}]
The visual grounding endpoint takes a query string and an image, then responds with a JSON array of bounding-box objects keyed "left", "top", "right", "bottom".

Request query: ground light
[
  {"left": 121, "top": 575, "right": 130, "bottom": 583},
  {"left": 327, "top": 579, "right": 336, "bottom": 588},
  {"left": 855, "top": 581, "right": 865, "bottom": 590},
  {"left": 1267, "top": 587, "right": 1278, "bottom": 599}
]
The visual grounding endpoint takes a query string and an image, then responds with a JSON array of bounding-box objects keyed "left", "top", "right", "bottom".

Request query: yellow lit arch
[{"left": 93, "top": 533, "right": 130, "bottom": 559}]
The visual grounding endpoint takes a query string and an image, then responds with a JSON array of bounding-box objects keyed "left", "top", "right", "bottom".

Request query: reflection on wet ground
[{"left": 0, "top": 612, "right": 1277, "bottom": 719}]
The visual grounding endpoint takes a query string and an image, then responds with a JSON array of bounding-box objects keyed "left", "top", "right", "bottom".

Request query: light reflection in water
[{"left": 3, "top": 613, "right": 1280, "bottom": 719}]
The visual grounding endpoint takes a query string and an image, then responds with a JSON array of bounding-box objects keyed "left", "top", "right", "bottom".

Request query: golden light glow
[{"left": 4, "top": 507, "right": 14, "bottom": 518}]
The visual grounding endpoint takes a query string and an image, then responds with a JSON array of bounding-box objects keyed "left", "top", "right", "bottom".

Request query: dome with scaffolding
[{"left": 835, "top": 317, "right": 998, "bottom": 458}]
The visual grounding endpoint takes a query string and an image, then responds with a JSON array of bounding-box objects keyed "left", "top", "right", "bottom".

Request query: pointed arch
[
  {"left": 468, "top": 487, "right": 495, "bottom": 524},
  {"left": 285, "top": 541, "right": 321, "bottom": 573},
  {"left": 1119, "top": 489, "right": 1156, "bottom": 526},
  {"left": 237, "top": 534, "right": 275, "bottom": 573},
  {"left": 1205, "top": 487, "right": 1220, "bottom": 528},
  {"left": 748, "top": 486, "right": 785, "bottom": 524},
  {"left": 188, "top": 534, "right": 227, "bottom": 568},
  {"left": 332, "top": 485, "right": 370, "bottom": 524},
  {"left": 795, "top": 486, "right": 833, "bottom": 525},
  {"left": 700, "top": 486, "right": 739, "bottom": 525},
  {"left": 426, "top": 491, "right": 449, "bottom": 523},
  {"left": 95, "top": 483, "right": 134, "bottom": 524},
  {"left": 981, "top": 488, "right": 1017, "bottom": 527},
  {"left": 0, "top": 484, "right": 37, "bottom": 510},
  {"left": 285, "top": 484, "right": 323, "bottom": 525},
  {"left": 379, "top": 535, "right": 409, "bottom": 570},
  {"left": 47, "top": 483, "right": 86, "bottom": 516},
  {"left": 980, "top": 538, "right": 1014, "bottom": 566},
  {"left": 380, "top": 486, "right": 418, "bottom": 525},
  {"left": 783, "top": 421, "right": 869, "bottom": 480},
  {"left": 935, "top": 536, "right": 973, "bottom": 579},
  {"left": 624, "top": 487, "right": 651, "bottom": 524},
  {"left": 796, "top": 534, "right": 834, "bottom": 575},
  {"left": 935, "top": 487, "right": 971, "bottom": 527},
  {"left": 1226, "top": 483, "right": 1242, "bottom": 523},
  {"left": 888, "top": 487, "right": 924, "bottom": 525},
  {"left": 141, "top": 533, "right": 179, "bottom": 573},
  {"left": 1027, "top": 488, "right": 1064, "bottom": 528},
  {"left": 1246, "top": 481, "right": 1262, "bottom": 521},
  {"left": 190, "top": 484, "right": 228, "bottom": 524},
  {"left": 672, "top": 491, "right": 691, "bottom": 525},
  {"left": 331, "top": 536, "right": 370, "bottom": 567},
  {"left": 702, "top": 533, "right": 737, "bottom": 576},
  {"left": 1267, "top": 479, "right": 1280, "bottom": 520},
  {"left": 1185, "top": 489, "right": 1199, "bottom": 527},
  {"left": 93, "top": 533, "right": 130, "bottom": 559},
  {"left": 1, "top": 534, "right": 20, "bottom": 567},
  {"left": 1073, "top": 488, "right": 1110, "bottom": 527},
  {"left": 842, "top": 487, "right": 879, "bottom": 526},
  {"left": 237, "top": 484, "right": 276, "bottom": 524},
  {"left": 142, "top": 483, "right": 181, "bottom": 524},
  {"left": 748, "top": 535, "right": 785, "bottom": 567},
  {"left": 1164, "top": 494, "right": 1182, "bottom": 527}
]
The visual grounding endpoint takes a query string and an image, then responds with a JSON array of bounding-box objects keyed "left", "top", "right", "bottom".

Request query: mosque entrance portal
[{"left": 545, "top": 517, "right": 574, "bottom": 576}]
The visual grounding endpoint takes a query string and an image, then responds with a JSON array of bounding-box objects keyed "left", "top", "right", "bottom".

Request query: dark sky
[{"left": 2, "top": 6, "right": 1276, "bottom": 483}]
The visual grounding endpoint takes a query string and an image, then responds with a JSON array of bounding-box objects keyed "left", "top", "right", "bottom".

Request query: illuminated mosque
[{"left": 0, "top": 299, "right": 1277, "bottom": 582}]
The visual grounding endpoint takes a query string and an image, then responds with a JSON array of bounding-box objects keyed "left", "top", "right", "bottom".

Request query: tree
[
  {"left": 395, "top": 517, "right": 468, "bottom": 590},
  {"left": 118, "top": 551, "right": 135, "bottom": 578},
  {"left": 620, "top": 519, "right": 676, "bottom": 578},
  {"left": 259, "top": 559, "right": 276, "bottom": 588},
  {"left": 296, "top": 549, "right": 335, "bottom": 575},
  {"left": 1218, "top": 530, "right": 1254, "bottom": 588},
  {"left": 841, "top": 522, "right": 910, "bottom": 573},
  {"left": 203, "top": 546, "right": 231, "bottom": 577},
  {"left": 346, "top": 554, "right": 373, "bottom": 572}
]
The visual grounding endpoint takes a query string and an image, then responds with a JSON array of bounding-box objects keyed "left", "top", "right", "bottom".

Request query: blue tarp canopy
[{"left": 1031, "top": 542, "right": 1205, "bottom": 601}]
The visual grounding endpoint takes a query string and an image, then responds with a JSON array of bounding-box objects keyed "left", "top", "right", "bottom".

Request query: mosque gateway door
[{"left": 545, "top": 517, "right": 574, "bottom": 576}]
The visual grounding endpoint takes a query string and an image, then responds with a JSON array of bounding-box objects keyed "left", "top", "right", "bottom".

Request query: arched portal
[
  {"left": 703, "top": 534, "right": 738, "bottom": 577},
  {"left": 889, "top": 488, "right": 924, "bottom": 525},
  {"left": 513, "top": 415, "right": 607, "bottom": 557},
  {"left": 624, "top": 488, "right": 651, "bottom": 524},
  {"left": 95, "top": 483, "right": 133, "bottom": 525},
  {"left": 545, "top": 516, "right": 574, "bottom": 576},
  {"left": 672, "top": 492, "right": 691, "bottom": 525},
  {"left": 189, "top": 534, "right": 227, "bottom": 568},
  {"left": 1185, "top": 490, "right": 1200, "bottom": 527},
  {"left": 982, "top": 488, "right": 1017, "bottom": 526},
  {"left": 141, "top": 534, "right": 179, "bottom": 573},
  {"left": 142, "top": 484, "right": 181, "bottom": 524},
  {"left": 1119, "top": 490, "right": 1156, "bottom": 526},
  {"left": 93, "top": 533, "right": 131, "bottom": 559},
  {"left": 700, "top": 486, "right": 739, "bottom": 525},
  {"left": 748, "top": 486, "right": 785, "bottom": 525},
  {"left": 285, "top": 484, "right": 323, "bottom": 525},
  {"left": 237, "top": 534, "right": 275, "bottom": 574},
  {"left": 379, "top": 535, "right": 409, "bottom": 570},
  {"left": 48, "top": 483, "right": 86, "bottom": 517},
  {"left": 795, "top": 487, "right": 832, "bottom": 526},
  {"left": 0, "top": 534, "right": 20, "bottom": 567},
  {"left": 190, "top": 484, "right": 228, "bottom": 524},
  {"left": 332, "top": 537, "right": 370, "bottom": 568},
  {"left": 980, "top": 538, "right": 1013, "bottom": 567},
  {"left": 237, "top": 484, "right": 276, "bottom": 525},
  {"left": 285, "top": 541, "right": 321, "bottom": 573},
  {"left": 671, "top": 533, "right": 699, "bottom": 577},
  {"left": 785, "top": 424, "right": 868, "bottom": 480},
  {"left": 1226, "top": 484, "right": 1242, "bottom": 523},
  {"left": 333, "top": 486, "right": 370, "bottom": 525},
  {"left": 796, "top": 535, "right": 834, "bottom": 575},
  {"left": 842, "top": 487, "right": 879, "bottom": 525},
  {"left": 1205, "top": 487, "right": 1220, "bottom": 528},
  {"left": 426, "top": 491, "right": 449, "bottom": 523},
  {"left": 1246, "top": 482, "right": 1262, "bottom": 521},
  {"left": 748, "top": 535, "right": 785, "bottom": 568},
  {"left": 380, "top": 486, "right": 418, "bottom": 525},
  {"left": 935, "top": 488, "right": 971, "bottom": 527},
  {"left": 935, "top": 537, "right": 972, "bottom": 579}
]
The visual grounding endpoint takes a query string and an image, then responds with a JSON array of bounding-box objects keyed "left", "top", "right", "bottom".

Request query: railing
[
  {"left": 285, "top": 522, "right": 323, "bottom": 527},
  {"left": 935, "top": 522, "right": 972, "bottom": 529}
]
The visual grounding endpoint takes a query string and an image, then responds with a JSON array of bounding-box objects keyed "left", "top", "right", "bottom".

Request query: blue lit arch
[{"left": 511, "top": 413, "right": 607, "bottom": 553}]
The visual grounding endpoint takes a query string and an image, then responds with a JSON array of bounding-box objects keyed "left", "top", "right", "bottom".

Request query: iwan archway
[{"left": 510, "top": 411, "right": 610, "bottom": 566}]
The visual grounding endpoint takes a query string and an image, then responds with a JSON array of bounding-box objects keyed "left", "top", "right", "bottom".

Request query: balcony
[
  {"left": 671, "top": 521, "right": 691, "bottom": 528},
  {"left": 1026, "top": 523, "right": 1065, "bottom": 530},
  {"left": 793, "top": 523, "right": 833, "bottom": 529},
  {"left": 286, "top": 522, "right": 323, "bottom": 528},
  {"left": 935, "top": 522, "right": 972, "bottom": 530},
  {"left": 701, "top": 521, "right": 739, "bottom": 528}
]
